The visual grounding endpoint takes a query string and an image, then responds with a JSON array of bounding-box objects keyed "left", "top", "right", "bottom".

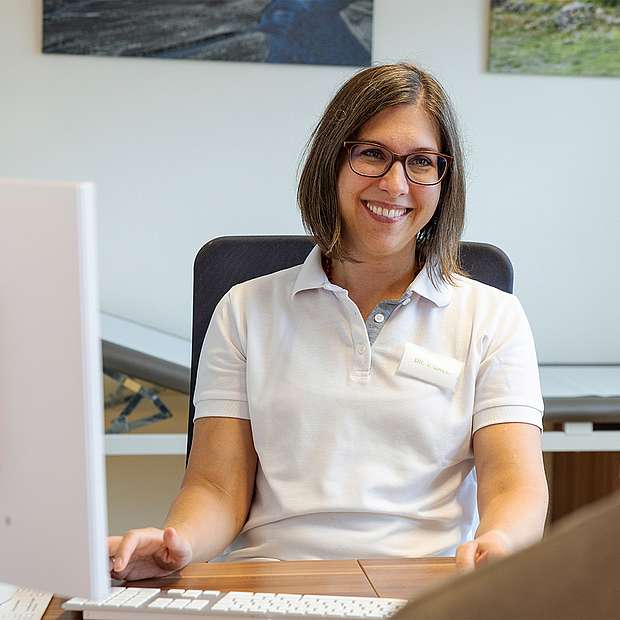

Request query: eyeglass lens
[{"left": 349, "top": 143, "right": 447, "bottom": 185}]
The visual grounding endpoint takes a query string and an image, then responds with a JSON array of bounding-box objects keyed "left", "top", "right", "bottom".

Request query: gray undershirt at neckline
[{"left": 365, "top": 293, "right": 413, "bottom": 346}]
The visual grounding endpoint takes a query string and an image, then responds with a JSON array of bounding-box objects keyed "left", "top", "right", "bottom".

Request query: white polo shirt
[{"left": 194, "top": 246, "right": 543, "bottom": 561}]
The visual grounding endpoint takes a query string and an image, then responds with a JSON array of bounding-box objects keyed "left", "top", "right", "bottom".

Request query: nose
[{"left": 378, "top": 160, "right": 410, "bottom": 197}]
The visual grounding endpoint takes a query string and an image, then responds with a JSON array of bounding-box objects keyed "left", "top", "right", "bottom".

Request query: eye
[
  {"left": 408, "top": 154, "right": 435, "bottom": 168},
  {"left": 357, "top": 147, "right": 388, "bottom": 161}
]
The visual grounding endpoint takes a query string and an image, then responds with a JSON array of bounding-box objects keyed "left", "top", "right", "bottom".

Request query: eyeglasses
[{"left": 343, "top": 140, "right": 452, "bottom": 186}]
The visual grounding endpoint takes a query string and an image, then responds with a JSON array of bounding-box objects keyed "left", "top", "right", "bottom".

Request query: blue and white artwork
[{"left": 43, "top": 0, "right": 373, "bottom": 67}]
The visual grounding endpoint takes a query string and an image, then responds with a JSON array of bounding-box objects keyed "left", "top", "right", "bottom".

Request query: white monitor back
[{"left": 0, "top": 179, "right": 109, "bottom": 600}]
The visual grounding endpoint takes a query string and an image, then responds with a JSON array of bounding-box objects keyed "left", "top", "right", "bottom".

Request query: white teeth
[{"left": 365, "top": 201, "right": 407, "bottom": 218}]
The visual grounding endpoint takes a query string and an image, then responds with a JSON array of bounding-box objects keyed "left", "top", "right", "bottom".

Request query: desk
[{"left": 43, "top": 558, "right": 457, "bottom": 619}]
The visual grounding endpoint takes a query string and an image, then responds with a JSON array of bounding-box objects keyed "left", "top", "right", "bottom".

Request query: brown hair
[{"left": 297, "top": 63, "right": 466, "bottom": 285}]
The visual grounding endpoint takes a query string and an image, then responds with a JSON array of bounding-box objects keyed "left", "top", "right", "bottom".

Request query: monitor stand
[{"left": 0, "top": 583, "right": 17, "bottom": 605}]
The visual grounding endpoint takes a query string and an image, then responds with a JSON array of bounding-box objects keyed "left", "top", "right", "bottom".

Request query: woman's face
[{"left": 336, "top": 103, "right": 443, "bottom": 264}]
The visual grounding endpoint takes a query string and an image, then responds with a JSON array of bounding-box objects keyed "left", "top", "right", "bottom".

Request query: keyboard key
[
  {"left": 168, "top": 598, "right": 191, "bottom": 609},
  {"left": 228, "top": 591, "right": 254, "bottom": 598},
  {"left": 211, "top": 602, "right": 233, "bottom": 611},
  {"left": 187, "top": 599, "right": 211, "bottom": 611},
  {"left": 148, "top": 597, "right": 173, "bottom": 609},
  {"left": 105, "top": 590, "right": 146, "bottom": 607},
  {"left": 92, "top": 587, "right": 127, "bottom": 606},
  {"left": 213, "top": 592, "right": 253, "bottom": 611},
  {"left": 183, "top": 589, "right": 204, "bottom": 598},
  {"left": 307, "top": 608, "right": 330, "bottom": 616},
  {"left": 125, "top": 596, "right": 156, "bottom": 608},
  {"left": 202, "top": 590, "right": 222, "bottom": 598}
]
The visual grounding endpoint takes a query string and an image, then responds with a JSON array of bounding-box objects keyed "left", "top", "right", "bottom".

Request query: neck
[{"left": 329, "top": 252, "right": 419, "bottom": 301}]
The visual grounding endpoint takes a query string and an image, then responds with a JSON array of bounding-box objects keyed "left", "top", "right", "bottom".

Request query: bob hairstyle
[{"left": 297, "top": 63, "right": 466, "bottom": 286}]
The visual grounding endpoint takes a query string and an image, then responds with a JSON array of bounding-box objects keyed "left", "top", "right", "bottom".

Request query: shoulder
[
  {"left": 444, "top": 274, "right": 530, "bottom": 338},
  {"left": 225, "top": 264, "right": 303, "bottom": 309},
  {"left": 449, "top": 273, "right": 517, "bottom": 310}
]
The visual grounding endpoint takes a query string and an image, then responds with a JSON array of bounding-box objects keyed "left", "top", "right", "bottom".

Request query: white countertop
[{"left": 539, "top": 366, "right": 620, "bottom": 398}]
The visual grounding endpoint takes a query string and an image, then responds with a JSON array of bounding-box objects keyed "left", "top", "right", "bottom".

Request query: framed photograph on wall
[
  {"left": 43, "top": 1, "right": 373, "bottom": 67},
  {"left": 489, "top": 0, "right": 620, "bottom": 77}
]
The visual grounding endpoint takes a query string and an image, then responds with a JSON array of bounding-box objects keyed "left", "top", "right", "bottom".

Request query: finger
[
  {"left": 108, "top": 536, "right": 123, "bottom": 573},
  {"left": 108, "top": 536, "right": 123, "bottom": 558},
  {"left": 455, "top": 541, "right": 477, "bottom": 572},
  {"left": 113, "top": 532, "right": 142, "bottom": 573},
  {"left": 156, "top": 529, "right": 185, "bottom": 568},
  {"left": 164, "top": 527, "right": 191, "bottom": 558},
  {"left": 163, "top": 527, "right": 178, "bottom": 549},
  {"left": 475, "top": 549, "right": 489, "bottom": 567},
  {"left": 162, "top": 527, "right": 182, "bottom": 558}
]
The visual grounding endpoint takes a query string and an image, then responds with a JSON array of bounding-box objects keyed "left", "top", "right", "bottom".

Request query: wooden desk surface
[
  {"left": 44, "top": 558, "right": 457, "bottom": 619},
  {"left": 359, "top": 558, "right": 456, "bottom": 599}
]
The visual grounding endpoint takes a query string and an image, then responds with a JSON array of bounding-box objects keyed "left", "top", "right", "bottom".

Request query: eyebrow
[{"left": 356, "top": 138, "right": 441, "bottom": 153}]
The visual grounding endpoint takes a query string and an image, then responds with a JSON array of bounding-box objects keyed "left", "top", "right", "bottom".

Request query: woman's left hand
[{"left": 455, "top": 529, "right": 513, "bottom": 572}]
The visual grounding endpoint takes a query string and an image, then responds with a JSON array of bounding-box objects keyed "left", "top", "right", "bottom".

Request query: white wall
[
  {"left": 106, "top": 456, "right": 185, "bottom": 535},
  {"left": 1, "top": 0, "right": 619, "bottom": 363}
]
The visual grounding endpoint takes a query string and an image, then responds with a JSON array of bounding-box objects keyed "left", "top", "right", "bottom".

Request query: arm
[
  {"left": 110, "top": 290, "right": 256, "bottom": 579},
  {"left": 109, "top": 416, "right": 257, "bottom": 580},
  {"left": 164, "top": 416, "right": 258, "bottom": 562},
  {"left": 456, "top": 422, "right": 548, "bottom": 570}
]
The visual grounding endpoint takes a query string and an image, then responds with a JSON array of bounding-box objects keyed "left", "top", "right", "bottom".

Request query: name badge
[{"left": 397, "top": 343, "right": 463, "bottom": 392}]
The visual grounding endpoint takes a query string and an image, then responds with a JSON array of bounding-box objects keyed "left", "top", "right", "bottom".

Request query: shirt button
[
  {"left": 373, "top": 313, "right": 385, "bottom": 323},
  {"left": 356, "top": 344, "right": 367, "bottom": 355},
  {"left": 402, "top": 298, "right": 411, "bottom": 306}
]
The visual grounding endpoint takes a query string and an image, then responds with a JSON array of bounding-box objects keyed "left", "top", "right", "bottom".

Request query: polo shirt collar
[
  {"left": 407, "top": 261, "right": 452, "bottom": 307},
  {"left": 292, "top": 245, "right": 452, "bottom": 307},
  {"left": 292, "top": 246, "right": 329, "bottom": 296}
]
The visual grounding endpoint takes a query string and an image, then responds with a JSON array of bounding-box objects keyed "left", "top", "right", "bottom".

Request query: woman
[{"left": 108, "top": 63, "right": 548, "bottom": 580}]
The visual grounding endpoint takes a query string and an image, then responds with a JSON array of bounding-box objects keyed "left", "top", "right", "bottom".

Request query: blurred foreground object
[{"left": 395, "top": 491, "right": 620, "bottom": 620}]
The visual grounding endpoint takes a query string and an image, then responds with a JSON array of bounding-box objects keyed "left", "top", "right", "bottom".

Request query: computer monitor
[{"left": 0, "top": 179, "right": 110, "bottom": 601}]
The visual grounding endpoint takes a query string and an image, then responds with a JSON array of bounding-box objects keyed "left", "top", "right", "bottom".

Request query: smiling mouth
[{"left": 362, "top": 200, "right": 412, "bottom": 221}]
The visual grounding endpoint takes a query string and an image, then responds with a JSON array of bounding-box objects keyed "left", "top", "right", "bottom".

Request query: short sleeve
[
  {"left": 193, "top": 291, "right": 250, "bottom": 421},
  {"left": 472, "top": 295, "right": 544, "bottom": 434}
]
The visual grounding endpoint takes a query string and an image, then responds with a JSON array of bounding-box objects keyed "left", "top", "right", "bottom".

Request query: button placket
[
  {"left": 352, "top": 330, "right": 371, "bottom": 379},
  {"left": 337, "top": 296, "right": 371, "bottom": 378}
]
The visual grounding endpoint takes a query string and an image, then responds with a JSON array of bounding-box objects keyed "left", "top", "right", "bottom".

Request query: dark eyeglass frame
[{"left": 343, "top": 140, "right": 453, "bottom": 186}]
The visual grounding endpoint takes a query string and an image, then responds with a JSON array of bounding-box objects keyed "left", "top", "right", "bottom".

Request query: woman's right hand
[{"left": 108, "top": 526, "right": 193, "bottom": 581}]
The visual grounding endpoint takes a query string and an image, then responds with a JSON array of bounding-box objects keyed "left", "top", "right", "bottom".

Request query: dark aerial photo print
[{"left": 43, "top": 0, "right": 373, "bottom": 67}]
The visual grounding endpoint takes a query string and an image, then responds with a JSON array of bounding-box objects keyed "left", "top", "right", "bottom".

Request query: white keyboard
[
  {"left": 63, "top": 587, "right": 408, "bottom": 620},
  {"left": 0, "top": 588, "right": 52, "bottom": 620}
]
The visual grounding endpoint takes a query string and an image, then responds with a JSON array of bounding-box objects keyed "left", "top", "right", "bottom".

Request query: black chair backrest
[{"left": 187, "top": 236, "right": 513, "bottom": 459}]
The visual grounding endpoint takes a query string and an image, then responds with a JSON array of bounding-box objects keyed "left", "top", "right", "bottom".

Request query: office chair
[{"left": 186, "top": 235, "right": 514, "bottom": 459}]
